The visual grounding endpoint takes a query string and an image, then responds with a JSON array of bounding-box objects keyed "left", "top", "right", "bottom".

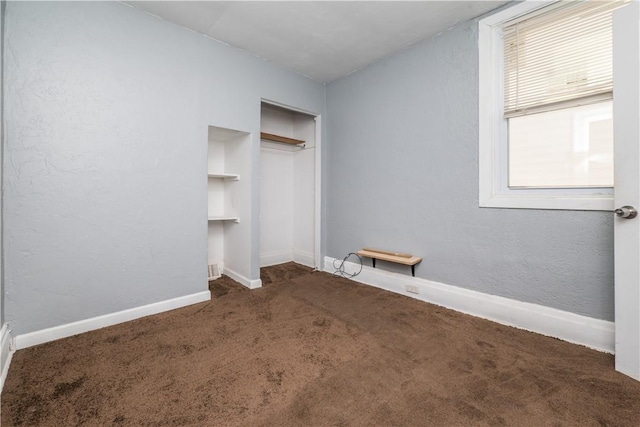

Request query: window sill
[{"left": 479, "top": 193, "right": 613, "bottom": 211}]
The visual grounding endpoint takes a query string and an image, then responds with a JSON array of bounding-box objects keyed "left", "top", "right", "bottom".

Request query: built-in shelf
[
  {"left": 208, "top": 173, "right": 240, "bottom": 180},
  {"left": 260, "top": 132, "right": 305, "bottom": 145},
  {"left": 208, "top": 216, "right": 239, "bottom": 223}
]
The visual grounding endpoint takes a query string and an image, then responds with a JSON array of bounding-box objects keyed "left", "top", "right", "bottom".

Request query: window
[{"left": 479, "top": 0, "right": 626, "bottom": 210}]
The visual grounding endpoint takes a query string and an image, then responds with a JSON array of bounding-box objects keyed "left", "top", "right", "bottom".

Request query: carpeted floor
[{"left": 3, "top": 262, "right": 640, "bottom": 426}]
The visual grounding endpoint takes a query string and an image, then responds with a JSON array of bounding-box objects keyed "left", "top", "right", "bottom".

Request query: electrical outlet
[{"left": 406, "top": 284, "right": 419, "bottom": 294}]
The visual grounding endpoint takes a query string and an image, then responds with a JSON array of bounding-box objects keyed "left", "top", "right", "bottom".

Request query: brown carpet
[{"left": 3, "top": 262, "right": 640, "bottom": 426}]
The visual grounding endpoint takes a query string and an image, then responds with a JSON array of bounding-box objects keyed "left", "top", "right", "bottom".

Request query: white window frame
[{"left": 478, "top": 0, "right": 614, "bottom": 211}]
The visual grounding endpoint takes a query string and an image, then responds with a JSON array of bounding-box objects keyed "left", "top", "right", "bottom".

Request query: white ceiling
[{"left": 125, "top": 1, "right": 510, "bottom": 82}]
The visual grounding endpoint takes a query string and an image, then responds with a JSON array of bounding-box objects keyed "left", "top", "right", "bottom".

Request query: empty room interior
[{"left": 3, "top": 0, "right": 640, "bottom": 425}]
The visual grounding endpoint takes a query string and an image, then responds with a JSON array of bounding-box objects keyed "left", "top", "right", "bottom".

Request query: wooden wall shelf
[
  {"left": 357, "top": 248, "right": 422, "bottom": 277},
  {"left": 260, "top": 132, "right": 305, "bottom": 145}
]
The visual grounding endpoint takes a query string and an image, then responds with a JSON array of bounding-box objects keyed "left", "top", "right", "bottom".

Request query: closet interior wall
[
  {"left": 207, "top": 126, "right": 252, "bottom": 282},
  {"left": 260, "top": 103, "right": 316, "bottom": 268}
]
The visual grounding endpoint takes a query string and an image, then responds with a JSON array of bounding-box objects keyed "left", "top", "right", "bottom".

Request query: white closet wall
[
  {"left": 260, "top": 104, "right": 316, "bottom": 268},
  {"left": 260, "top": 146, "right": 294, "bottom": 265}
]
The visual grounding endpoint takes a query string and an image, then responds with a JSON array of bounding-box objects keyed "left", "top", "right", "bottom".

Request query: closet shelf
[
  {"left": 208, "top": 216, "right": 239, "bottom": 223},
  {"left": 208, "top": 173, "right": 240, "bottom": 180},
  {"left": 260, "top": 132, "right": 305, "bottom": 145}
]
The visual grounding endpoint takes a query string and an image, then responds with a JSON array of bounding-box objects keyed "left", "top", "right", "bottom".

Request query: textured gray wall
[
  {"left": 326, "top": 20, "right": 614, "bottom": 321},
  {"left": 4, "top": 2, "right": 325, "bottom": 335}
]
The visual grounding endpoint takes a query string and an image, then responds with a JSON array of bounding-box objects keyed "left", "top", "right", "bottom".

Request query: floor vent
[{"left": 208, "top": 264, "right": 220, "bottom": 280}]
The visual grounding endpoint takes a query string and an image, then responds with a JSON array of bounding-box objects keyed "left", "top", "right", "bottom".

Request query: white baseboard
[
  {"left": 324, "top": 256, "right": 614, "bottom": 353},
  {"left": 260, "top": 250, "right": 293, "bottom": 267},
  {"left": 1, "top": 324, "right": 14, "bottom": 394},
  {"left": 223, "top": 267, "right": 262, "bottom": 289},
  {"left": 14, "top": 291, "right": 212, "bottom": 350},
  {"left": 261, "top": 249, "right": 316, "bottom": 269},
  {"left": 293, "top": 249, "right": 315, "bottom": 268}
]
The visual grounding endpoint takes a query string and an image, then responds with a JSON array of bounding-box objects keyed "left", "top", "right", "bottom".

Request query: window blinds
[{"left": 503, "top": 1, "right": 626, "bottom": 118}]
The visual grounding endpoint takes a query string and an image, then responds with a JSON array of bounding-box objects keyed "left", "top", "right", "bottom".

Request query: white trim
[
  {"left": 324, "top": 256, "right": 614, "bottom": 353},
  {"left": 1, "top": 324, "right": 14, "bottom": 393},
  {"left": 223, "top": 266, "right": 262, "bottom": 289},
  {"left": 314, "top": 114, "right": 322, "bottom": 270},
  {"left": 260, "top": 250, "right": 315, "bottom": 269},
  {"left": 478, "top": 0, "right": 614, "bottom": 212},
  {"left": 480, "top": 194, "right": 614, "bottom": 211},
  {"left": 14, "top": 291, "right": 211, "bottom": 350},
  {"left": 293, "top": 249, "right": 315, "bottom": 268},
  {"left": 260, "top": 250, "right": 293, "bottom": 267},
  {"left": 480, "top": 0, "right": 555, "bottom": 27}
]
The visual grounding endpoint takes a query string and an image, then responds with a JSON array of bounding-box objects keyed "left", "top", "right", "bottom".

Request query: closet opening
[{"left": 260, "top": 101, "right": 321, "bottom": 273}]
